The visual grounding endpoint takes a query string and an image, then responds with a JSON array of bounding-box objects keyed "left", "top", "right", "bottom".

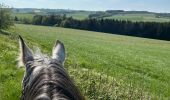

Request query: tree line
[
  {"left": 21, "top": 14, "right": 170, "bottom": 41},
  {"left": 0, "top": 4, "right": 13, "bottom": 29}
]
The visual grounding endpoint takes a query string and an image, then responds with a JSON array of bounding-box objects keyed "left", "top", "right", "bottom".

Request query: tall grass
[{"left": 65, "top": 57, "right": 165, "bottom": 100}]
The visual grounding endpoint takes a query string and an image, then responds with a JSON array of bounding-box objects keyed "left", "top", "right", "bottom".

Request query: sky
[{"left": 1, "top": 0, "right": 170, "bottom": 13}]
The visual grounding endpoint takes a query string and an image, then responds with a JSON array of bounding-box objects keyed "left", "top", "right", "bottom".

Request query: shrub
[{"left": 0, "top": 4, "right": 13, "bottom": 29}]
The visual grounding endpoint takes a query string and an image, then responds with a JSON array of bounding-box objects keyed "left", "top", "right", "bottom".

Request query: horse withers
[{"left": 18, "top": 36, "right": 84, "bottom": 100}]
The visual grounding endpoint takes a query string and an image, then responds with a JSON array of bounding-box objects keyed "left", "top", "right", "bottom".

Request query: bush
[{"left": 0, "top": 4, "right": 13, "bottom": 29}]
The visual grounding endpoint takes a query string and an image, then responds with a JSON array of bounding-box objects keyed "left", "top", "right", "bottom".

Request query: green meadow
[
  {"left": 0, "top": 24, "right": 170, "bottom": 99},
  {"left": 12, "top": 12, "right": 91, "bottom": 20},
  {"left": 12, "top": 13, "right": 34, "bottom": 20},
  {"left": 66, "top": 11, "right": 92, "bottom": 20},
  {"left": 12, "top": 12, "right": 170, "bottom": 22},
  {"left": 105, "top": 13, "right": 170, "bottom": 22}
]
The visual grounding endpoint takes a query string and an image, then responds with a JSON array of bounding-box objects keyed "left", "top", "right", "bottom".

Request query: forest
[{"left": 16, "top": 14, "right": 170, "bottom": 41}]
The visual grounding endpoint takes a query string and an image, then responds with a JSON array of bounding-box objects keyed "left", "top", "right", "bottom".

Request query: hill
[
  {"left": 105, "top": 13, "right": 170, "bottom": 22},
  {"left": 0, "top": 24, "right": 170, "bottom": 99},
  {"left": 12, "top": 8, "right": 170, "bottom": 22},
  {"left": 12, "top": 8, "right": 94, "bottom": 20}
]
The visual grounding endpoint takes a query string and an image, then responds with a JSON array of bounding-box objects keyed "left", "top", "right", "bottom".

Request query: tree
[
  {"left": 0, "top": 4, "right": 13, "bottom": 29},
  {"left": 22, "top": 18, "right": 31, "bottom": 24},
  {"left": 14, "top": 16, "right": 19, "bottom": 21},
  {"left": 32, "top": 15, "right": 43, "bottom": 25}
]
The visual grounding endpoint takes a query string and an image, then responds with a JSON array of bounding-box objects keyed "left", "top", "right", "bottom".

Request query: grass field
[
  {"left": 12, "top": 13, "right": 34, "bottom": 20},
  {"left": 12, "top": 12, "right": 91, "bottom": 20},
  {"left": 105, "top": 13, "right": 170, "bottom": 22},
  {"left": 66, "top": 11, "right": 92, "bottom": 20},
  {"left": 0, "top": 24, "right": 170, "bottom": 99},
  {"left": 12, "top": 12, "right": 170, "bottom": 22}
]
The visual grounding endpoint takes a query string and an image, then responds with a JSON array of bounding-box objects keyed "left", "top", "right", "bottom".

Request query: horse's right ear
[
  {"left": 18, "top": 35, "right": 34, "bottom": 67},
  {"left": 52, "top": 40, "right": 65, "bottom": 65}
]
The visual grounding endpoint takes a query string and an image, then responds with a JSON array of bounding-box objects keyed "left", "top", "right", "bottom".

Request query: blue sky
[{"left": 1, "top": 0, "right": 170, "bottom": 13}]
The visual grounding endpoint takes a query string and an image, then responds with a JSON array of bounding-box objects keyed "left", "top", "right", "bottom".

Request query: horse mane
[{"left": 21, "top": 59, "right": 84, "bottom": 100}]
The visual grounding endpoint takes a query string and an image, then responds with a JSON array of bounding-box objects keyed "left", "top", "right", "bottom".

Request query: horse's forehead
[
  {"left": 28, "top": 65, "right": 46, "bottom": 85},
  {"left": 34, "top": 57, "right": 51, "bottom": 65},
  {"left": 33, "top": 65, "right": 45, "bottom": 73},
  {"left": 27, "top": 59, "right": 50, "bottom": 84}
]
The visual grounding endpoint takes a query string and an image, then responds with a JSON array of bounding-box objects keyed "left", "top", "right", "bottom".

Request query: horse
[{"left": 18, "top": 36, "right": 85, "bottom": 100}]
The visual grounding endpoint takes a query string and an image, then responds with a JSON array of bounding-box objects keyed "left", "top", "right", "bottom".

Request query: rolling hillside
[
  {"left": 105, "top": 13, "right": 170, "bottom": 22},
  {"left": 0, "top": 24, "right": 170, "bottom": 99},
  {"left": 12, "top": 8, "right": 170, "bottom": 22}
]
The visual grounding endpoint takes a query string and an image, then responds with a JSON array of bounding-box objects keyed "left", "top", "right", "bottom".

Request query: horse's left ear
[
  {"left": 18, "top": 35, "right": 34, "bottom": 67},
  {"left": 52, "top": 40, "right": 65, "bottom": 65}
]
